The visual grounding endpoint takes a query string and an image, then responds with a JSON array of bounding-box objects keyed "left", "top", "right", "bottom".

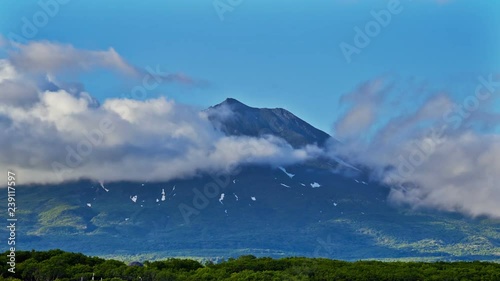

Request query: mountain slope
[
  {"left": 5, "top": 165, "right": 500, "bottom": 261},
  {"left": 1, "top": 98, "right": 499, "bottom": 261}
]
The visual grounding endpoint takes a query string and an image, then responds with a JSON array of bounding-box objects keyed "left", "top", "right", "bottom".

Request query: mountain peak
[
  {"left": 215, "top": 98, "right": 252, "bottom": 109},
  {"left": 209, "top": 98, "right": 332, "bottom": 148},
  {"left": 222, "top": 97, "right": 243, "bottom": 105}
]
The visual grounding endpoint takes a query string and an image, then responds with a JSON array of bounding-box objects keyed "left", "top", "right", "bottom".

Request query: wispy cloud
[
  {"left": 9, "top": 40, "right": 138, "bottom": 76},
  {"left": 330, "top": 76, "right": 500, "bottom": 218},
  {"left": 333, "top": 78, "right": 389, "bottom": 139},
  {"left": 5, "top": 38, "right": 206, "bottom": 87}
]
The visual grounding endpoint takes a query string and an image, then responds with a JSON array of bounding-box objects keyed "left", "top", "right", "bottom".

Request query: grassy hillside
[{"left": 1, "top": 165, "right": 499, "bottom": 260}]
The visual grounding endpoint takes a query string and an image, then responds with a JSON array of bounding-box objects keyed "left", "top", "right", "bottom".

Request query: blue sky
[{"left": 1, "top": 0, "right": 499, "bottom": 132}]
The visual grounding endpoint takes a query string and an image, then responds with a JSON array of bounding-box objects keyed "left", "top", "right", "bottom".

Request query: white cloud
[
  {"left": 335, "top": 103, "right": 376, "bottom": 139},
  {"left": 330, "top": 77, "right": 500, "bottom": 218},
  {"left": 0, "top": 59, "right": 17, "bottom": 82},
  {"left": 386, "top": 133, "right": 500, "bottom": 217}
]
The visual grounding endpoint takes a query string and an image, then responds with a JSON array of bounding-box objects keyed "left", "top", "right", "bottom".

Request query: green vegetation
[
  {"left": 1, "top": 170, "right": 499, "bottom": 260},
  {"left": 2, "top": 250, "right": 500, "bottom": 281}
]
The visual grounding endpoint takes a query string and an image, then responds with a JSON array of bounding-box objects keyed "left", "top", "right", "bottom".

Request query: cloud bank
[
  {"left": 331, "top": 76, "right": 500, "bottom": 218},
  {"left": 0, "top": 39, "right": 321, "bottom": 185}
]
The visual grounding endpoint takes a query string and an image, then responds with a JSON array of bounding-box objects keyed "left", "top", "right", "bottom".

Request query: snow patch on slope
[
  {"left": 99, "top": 181, "right": 109, "bottom": 192},
  {"left": 278, "top": 166, "right": 295, "bottom": 178},
  {"left": 330, "top": 155, "right": 361, "bottom": 171},
  {"left": 310, "top": 182, "right": 321, "bottom": 188}
]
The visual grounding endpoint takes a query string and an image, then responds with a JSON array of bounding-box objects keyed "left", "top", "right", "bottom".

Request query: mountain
[
  {"left": 1, "top": 99, "right": 499, "bottom": 262},
  {"left": 208, "top": 98, "right": 333, "bottom": 148}
]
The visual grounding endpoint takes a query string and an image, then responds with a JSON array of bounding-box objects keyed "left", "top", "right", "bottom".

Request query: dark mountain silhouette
[{"left": 208, "top": 98, "right": 333, "bottom": 148}]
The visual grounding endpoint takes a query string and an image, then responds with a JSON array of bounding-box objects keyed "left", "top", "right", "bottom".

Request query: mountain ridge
[{"left": 208, "top": 98, "right": 333, "bottom": 148}]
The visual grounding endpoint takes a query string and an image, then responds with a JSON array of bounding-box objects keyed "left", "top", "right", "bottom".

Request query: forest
[{"left": 1, "top": 250, "right": 500, "bottom": 281}]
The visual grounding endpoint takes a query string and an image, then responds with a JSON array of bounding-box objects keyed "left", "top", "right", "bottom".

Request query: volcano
[{"left": 3, "top": 98, "right": 499, "bottom": 261}]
